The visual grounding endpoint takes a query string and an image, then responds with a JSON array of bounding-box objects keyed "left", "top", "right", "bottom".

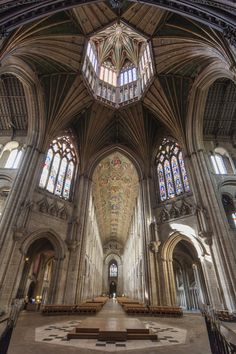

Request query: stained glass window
[
  {"left": 39, "top": 136, "right": 76, "bottom": 199},
  {"left": 156, "top": 139, "right": 190, "bottom": 201},
  {"left": 109, "top": 263, "right": 118, "bottom": 277}
]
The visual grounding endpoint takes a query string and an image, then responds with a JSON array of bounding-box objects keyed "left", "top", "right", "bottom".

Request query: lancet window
[
  {"left": 156, "top": 139, "right": 190, "bottom": 201},
  {"left": 109, "top": 263, "right": 118, "bottom": 277},
  {"left": 39, "top": 136, "right": 76, "bottom": 199},
  {"left": 211, "top": 148, "right": 234, "bottom": 174}
]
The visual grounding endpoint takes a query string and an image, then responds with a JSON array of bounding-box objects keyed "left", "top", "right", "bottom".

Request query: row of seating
[
  {"left": 41, "top": 297, "right": 108, "bottom": 316},
  {"left": 117, "top": 297, "right": 183, "bottom": 317},
  {"left": 216, "top": 310, "right": 236, "bottom": 322}
]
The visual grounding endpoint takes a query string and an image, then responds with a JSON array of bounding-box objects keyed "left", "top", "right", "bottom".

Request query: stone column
[
  {"left": 189, "top": 149, "right": 236, "bottom": 310},
  {"left": 63, "top": 174, "right": 91, "bottom": 303},
  {"left": 0, "top": 145, "right": 43, "bottom": 309},
  {"left": 139, "top": 177, "right": 156, "bottom": 305}
]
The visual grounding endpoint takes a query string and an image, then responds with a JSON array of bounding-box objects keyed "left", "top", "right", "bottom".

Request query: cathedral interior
[{"left": 0, "top": 0, "right": 236, "bottom": 353}]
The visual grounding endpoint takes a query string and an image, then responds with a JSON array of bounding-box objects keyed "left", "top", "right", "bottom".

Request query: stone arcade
[{"left": 0, "top": 1, "right": 235, "bottom": 353}]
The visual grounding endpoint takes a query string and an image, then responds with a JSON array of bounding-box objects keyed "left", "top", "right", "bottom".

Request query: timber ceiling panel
[
  {"left": 204, "top": 79, "right": 236, "bottom": 137},
  {"left": 71, "top": 2, "right": 116, "bottom": 35},
  {"left": 0, "top": 74, "right": 27, "bottom": 131},
  {"left": 121, "top": 3, "right": 167, "bottom": 36},
  {"left": 92, "top": 152, "right": 139, "bottom": 246},
  {"left": 153, "top": 15, "right": 231, "bottom": 77}
]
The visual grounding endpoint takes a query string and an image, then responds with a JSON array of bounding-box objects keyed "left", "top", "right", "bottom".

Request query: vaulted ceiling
[
  {"left": 0, "top": 0, "right": 235, "bottom": 246},
  {"left": 0, "top": 74, "right": 27, "bottom": 132},
  {"left": 92, "top": 152, "right": 139, "bottom": 246}
]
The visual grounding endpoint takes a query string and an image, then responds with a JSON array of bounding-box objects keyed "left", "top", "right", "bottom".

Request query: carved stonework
[
  {"left": 160, "top": 207, "right": 170, "bottom": 222},
  {"left": 169, "top": 203, "right": 180, "bottom": 219},
  {"left": 66, "top": 239, "right": 80, "bottom": 251},
  {"left": 159, "top": 198, "right": 194, "bottom": 223},
  {"left": 48, "top": 202, "right": 59, "bottom": 217},
  {"left": 149, "top": 240, "right": 161, "bottom": 253},
  {"left": 180, "top": 199, "right": 192, "bottom": 215},
  {"left": 223, "top": 27, "right": 236, "bottom": 46},
  {"left": 37, "top": 197, "right": 68, "bottom": 220},
  {"left": 37, "top": 198, "right": 49, "bottom": 213},
  {"left": 103, "top": 240, "right": 123, "bottom": 255}
]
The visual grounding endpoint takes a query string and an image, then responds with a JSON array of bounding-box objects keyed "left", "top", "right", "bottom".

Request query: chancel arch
[{"left": 161, "top": 232, "right": 209, "bottom": 309}]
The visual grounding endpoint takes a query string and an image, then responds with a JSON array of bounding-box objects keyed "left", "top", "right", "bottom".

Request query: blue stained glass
[
  {"left": 157, "top": 163, "right": 166, "bottom": 201},
  {"left": 39, "top": 149, "right": 53, "bottom": 188},
  {"left": 63, "top": 161, "right": 74, "bottom": 198},
  {"left": 179, "top": 152, "right": 190, "bottom": 192},
  {"left": 171, "top": 156, "right": 183, "bottom": 195},
  {"left": 55, "top": 157, "right": 67, "bottom": 196},
  {"left": 47, "top": 153, "right": 60, "bottom": 193},
  {"left": 164, "top": 160, "right": 175, "bottom": 198}
]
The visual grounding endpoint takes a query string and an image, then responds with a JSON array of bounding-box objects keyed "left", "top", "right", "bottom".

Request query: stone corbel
[
  {"left": 66, "top": 239, "right": 80, "bottom": 252},
  {"left": 148, "top": 240, "right": 161, "bottom": 253},
  {"left": 12, "top": 226, "right": 27, "bottom": 241},
  {"left": 198, "top": 230, "right": 213, "bottom": 246}
]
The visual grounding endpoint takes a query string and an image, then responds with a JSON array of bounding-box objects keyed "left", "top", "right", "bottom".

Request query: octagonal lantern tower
[{"left": 82, "top": 21, "right": 154, "bottom": 108}]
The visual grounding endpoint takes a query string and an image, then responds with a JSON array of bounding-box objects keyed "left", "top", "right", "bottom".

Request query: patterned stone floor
[{"left": 35, "top": 319, "right": 187, "bottom": 351}]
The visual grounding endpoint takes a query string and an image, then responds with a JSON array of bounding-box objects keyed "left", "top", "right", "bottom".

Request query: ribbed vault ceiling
[
  {"left": 0, "top": 0, "right": 235, "bottom": 246},
  {"left": 0, "top": 74, "right": 27, "bottom": 132},
  {"left": 0, "top": 0, "right": 234, "bottom": 142}
]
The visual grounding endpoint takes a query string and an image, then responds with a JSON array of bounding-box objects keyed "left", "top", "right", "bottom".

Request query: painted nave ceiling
[{"left": 0, "top": 0, "right": 235, "bottom": 246}]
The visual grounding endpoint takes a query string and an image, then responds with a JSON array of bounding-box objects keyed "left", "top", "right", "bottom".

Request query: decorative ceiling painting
[{"left": 92, "top": 152, "right": 139, "bottom": 246}]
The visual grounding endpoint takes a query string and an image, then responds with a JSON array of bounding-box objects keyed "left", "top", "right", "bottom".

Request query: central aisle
[{"left": 97, "top": 298, "right": 127, "bottom": 318}]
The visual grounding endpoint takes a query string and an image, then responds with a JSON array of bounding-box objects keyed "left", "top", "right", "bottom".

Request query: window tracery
[
  {"left": 0, "top": 141, "right": 23, "bottom": 169},
  {"left": 109, "top": 263, "right": 118, "bottom": 277},
  {"left": 39, "top": 136, "right": 76, "bottom": 199},
  {"left": 156, "top": 139, "right": 190, "bottom": 201},
  {"left": 211, "top": 148, "right": 234, "bottom": 174}
]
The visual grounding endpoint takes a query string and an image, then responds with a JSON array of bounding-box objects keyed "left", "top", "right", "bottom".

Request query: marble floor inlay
[{"left": 35, "top": 319, "right": 187, "bottom": 351}]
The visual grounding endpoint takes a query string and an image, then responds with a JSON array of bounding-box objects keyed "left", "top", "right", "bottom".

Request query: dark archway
[
  {"left": 173, "top": 240, "right": 208, "bottom": 310},
  {"left": 17, "top": 237, "right": 55, "bottom": 305},
  {"left": 109, "top": 281, "right": 117, "bottom": 297}
]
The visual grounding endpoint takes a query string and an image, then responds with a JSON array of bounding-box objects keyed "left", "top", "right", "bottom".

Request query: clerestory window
[{"left": 39, "top": 136, "right": 76, "bottom": 199}]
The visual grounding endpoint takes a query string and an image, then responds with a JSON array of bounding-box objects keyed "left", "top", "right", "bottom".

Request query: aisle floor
[{"left": 8, "top": 299, "right": 211, "bottom": 354}]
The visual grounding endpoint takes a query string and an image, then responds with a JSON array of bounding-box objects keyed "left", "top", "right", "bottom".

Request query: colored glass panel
[
  {"left": 47, "top": 153, "right": 60, "bottom": 193},
  {"left": 110, "top": 263, "right": 118, "bottom": 277},
  {"left": 63, "top": 161, "right": 74, "bottom": 199},
  {"left": 157, "top": 163, "right": 166, "bottom": 201},
  {"left": 39, "top": 149, "right": 53, "bottom": 188},
  {"left": 164, "top": 160, "right": 175, "bottom": 198},
  {"left": 55, "top": 157, "right": 67, "bottom": 196},
  {"left": 171, "top": 156, "right": 183, "bottom": 195},
  {"left": 179, "top": 152, "right": 190, "bottom": 192}
]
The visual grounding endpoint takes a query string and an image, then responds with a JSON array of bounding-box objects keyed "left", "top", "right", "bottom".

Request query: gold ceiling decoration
[
  {"left": 92, "top": 152, "right": 139, "bottom": 246},
  {"left": 91, "top": 22, "right": 146, "bottom": 71}
]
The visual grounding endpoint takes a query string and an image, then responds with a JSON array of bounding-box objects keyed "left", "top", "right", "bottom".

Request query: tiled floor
[
  {"left": 35, "top": 319, "right": 187, "bottom": 351},
  {"left": 8, "top": 300, "right": 211, "bottom": 354}
]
